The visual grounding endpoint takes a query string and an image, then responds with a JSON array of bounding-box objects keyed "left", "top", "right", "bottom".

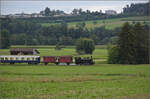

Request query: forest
[{"left": 0, "top": 18, "right": 119, "bottom": 46}]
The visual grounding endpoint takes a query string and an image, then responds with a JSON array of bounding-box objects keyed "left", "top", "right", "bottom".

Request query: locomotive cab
[{"left": 75, "top": 56, "right": 94, "bottom": 65}]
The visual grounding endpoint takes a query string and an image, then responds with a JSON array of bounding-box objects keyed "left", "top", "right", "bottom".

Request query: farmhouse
[
  {"left": 10, "top": 48, "right": 40, "bottom": 55},
  {"left": 105, "top": 10, "right": 117, "bottom": 15}
]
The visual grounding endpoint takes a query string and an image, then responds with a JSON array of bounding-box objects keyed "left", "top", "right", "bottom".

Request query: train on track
[{"left": 0, "top": 55, "right": 95, "bottom": 65}]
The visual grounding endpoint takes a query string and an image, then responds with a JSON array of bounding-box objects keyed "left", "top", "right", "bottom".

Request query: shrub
[
  {"left": 76, "top": 38, "right": 95, "bottom": 54},
  {"left": 107, "top": 46, "right": 120, "bottom": 64}
]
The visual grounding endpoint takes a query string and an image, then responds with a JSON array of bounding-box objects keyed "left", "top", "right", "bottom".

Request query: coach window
[
  {"left": 27, "top": 58, "right": 30, "bottom": 61},
  {"left": 1, "top": 58, "right": 4, "bottom": 60},
  {"left": 21, "top": 57, "right": 24, "bottom": 60},
  {"left": 5, "top": 57, "right": 8, "bottom": 60},
  {"left": 10, "top": 57, "right": 14, "bottom": 60},
  {"left": 32, "top": 57, "right": 34, "bottom": 61},
  {"left": 16, "top": 57, "right": 19, "bottom": 60},
  {"left": 36, "top": 58, "right": 39, "bottom": 60}
]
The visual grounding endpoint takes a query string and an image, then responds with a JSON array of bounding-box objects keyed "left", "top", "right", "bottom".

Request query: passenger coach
[{"left": 0, "top": 55, "right": 40, "bottom": 64}]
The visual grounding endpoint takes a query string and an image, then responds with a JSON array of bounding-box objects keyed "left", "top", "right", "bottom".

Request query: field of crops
[
  {"left": 41, "top": 16, "right": 150, "bottom": 30},
  {"left": 0, "top": 46, "right": 150, "bottom": 99}
]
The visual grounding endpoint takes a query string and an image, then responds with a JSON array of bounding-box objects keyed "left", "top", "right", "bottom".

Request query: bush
[
  {"left": 76, "top": 38, "right": 95, "bottom": 54},
  {"left": 107, "top": 46, "right": 120, "bottom": 64}
]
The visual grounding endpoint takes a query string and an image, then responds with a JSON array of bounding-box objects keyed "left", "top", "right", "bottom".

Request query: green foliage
[
  {"left": 133, "top": 22, "right": 149, "bottom": 64},
  {"left": 76, "top": 38, "right": 95, "bottom": 54},
  {"left": 123, "top": 2, "right": 149, "bottom": 16},
  {"left": 108, "top": 22, "right": 149, "bottom": 64},
  {"left": 76, "top": 22, "right": 86, "bottom": 28},
  {"left": 0, "top": 29, "right": 10, "bottom": 49},
  {"left": 118, "top": 22, "right": 137, "bottom": 64},
  {"left": 107, "top": 46, "right": 120, "bottom": 64},
  {"left": 44, "top": 7, "right": 51, "bottom": 16},
  {"left": 1, "top": 16, "right": 149, "bottom": 45},
  {"left": 93, "top": 21, "right": 97, "bottom": 25},
  {"left": 55, "top": 44, "right": 62, "bottom": 50}
]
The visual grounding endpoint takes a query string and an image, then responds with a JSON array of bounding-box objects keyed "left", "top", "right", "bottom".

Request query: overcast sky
[{"left": 1, "top": 0, "right": 149, "bottom": 15}]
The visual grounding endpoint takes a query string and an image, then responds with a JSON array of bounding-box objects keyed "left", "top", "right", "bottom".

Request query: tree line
[{"left": 123, "top": 2, "right": 149, "bottom": 16}]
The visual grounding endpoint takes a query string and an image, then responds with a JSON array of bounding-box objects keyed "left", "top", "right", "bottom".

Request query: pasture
[
  {"left": 0, "top": 46, "right": 150, "bottom": 99},
  {"left": 0, "top": 64, "right": 150, "bottom": 99},
  {"left": 41, "top": 16, "right": 150, "bottom": 30}
]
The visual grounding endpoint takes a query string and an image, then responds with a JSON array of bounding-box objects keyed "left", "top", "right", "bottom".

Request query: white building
[{"left": 105, "top": 10, "right": 117, "bottom": 15}]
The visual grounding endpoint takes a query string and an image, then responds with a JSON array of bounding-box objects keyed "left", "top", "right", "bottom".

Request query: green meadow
[
  {"left": 0, "top": 46, "right": 150, "bottom": 99},
  {"left": 41, "top": 16, "right": 150, "bottom": 29}
]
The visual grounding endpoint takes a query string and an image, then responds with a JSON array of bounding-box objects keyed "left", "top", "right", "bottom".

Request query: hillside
[{"left": 42, "top": 16, "right": 150, "bottom": 29}]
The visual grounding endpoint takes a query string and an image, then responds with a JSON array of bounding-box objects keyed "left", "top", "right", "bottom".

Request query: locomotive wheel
[
  {"left": 10, "top": 62, "right": 14, "bottom": 64},
  {"left": 55, "top": 62, "right": 59, "bottom": 65}
]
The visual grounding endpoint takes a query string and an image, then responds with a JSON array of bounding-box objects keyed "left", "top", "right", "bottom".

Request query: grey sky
[{"left": 1, "top": 0, "right": 149, "bottom": 15}]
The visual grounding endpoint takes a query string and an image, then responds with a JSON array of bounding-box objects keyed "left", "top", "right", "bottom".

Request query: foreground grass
[{"left": 0, "top": 64, "right": 150, "bottom": 99}]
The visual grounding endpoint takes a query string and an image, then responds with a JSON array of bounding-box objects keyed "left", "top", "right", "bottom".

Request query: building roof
[
  {"left": 10, "top": 48, "right": 40, "bottom": 54},
  {"left": 0, "top": 55, "right": 40, "bottom": 58}
]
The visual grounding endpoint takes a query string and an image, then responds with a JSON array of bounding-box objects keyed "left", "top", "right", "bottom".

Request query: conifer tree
[
  {"left": 133, "top": 22, "right": 149, "bottom": 64},
  {"left": 118, "top": 22, "right": 136, "bottom": 64},
  {"left": 0, "top": 29, "right": 10, "bottom": 49}
]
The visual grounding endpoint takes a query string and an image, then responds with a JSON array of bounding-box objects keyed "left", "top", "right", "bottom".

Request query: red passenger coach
[
  {"left": 59, "top": 56, "right": 73, "bottom": 65},
  {"left": 43, "top": 56, "right": 56, "bottom": 65},
  {"left": 43, "top": 56, "right": 73, "bottom": 65}
]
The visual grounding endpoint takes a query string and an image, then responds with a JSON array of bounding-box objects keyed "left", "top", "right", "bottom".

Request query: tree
[
  {"left": 93, "top": 21, "right": 97, "bottom": 25},
  {"left": 44, "top": 7, "right": 51, "bottom": 16},
  {"left": 123, "top": 2, "right": 149, "bottom": 16},
  {"left": 72, "top": 9, "right": 78, "bottom": 15},
  {"left": 76, "top": 22, "right": 86, "bottom": 28},
  {"left": 59, "top": 36, "right": 73, "bottom": 45},
  {"left": 108, "top": 46, "right": 120, "bottom": 64},
  {"left": 118, "top": 22, "right": 137, "bottom": 64},
  {"left": 133, "top": 22, "right": 149, "bottom": 64},
  {"left": 76, "top": 38, "right": 95, "bottom": 54},
  {"left": 78, "top": 8, "right": 83, "bottom": 14},
  {"left": 0, "top": 29, "right": 10, "bottom": 49}
]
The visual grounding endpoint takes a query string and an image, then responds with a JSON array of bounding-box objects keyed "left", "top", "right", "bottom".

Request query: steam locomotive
[{"left": 0, "top": 55, "right": 94, "bottom": 65}]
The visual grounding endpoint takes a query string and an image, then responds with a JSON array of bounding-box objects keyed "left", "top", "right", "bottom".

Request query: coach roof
[
  {"left": 0, "top": 55, "right": 40, "bottom": 58},
  {"left": 10, "top": 48, "right": 40, "bottom": 54}
]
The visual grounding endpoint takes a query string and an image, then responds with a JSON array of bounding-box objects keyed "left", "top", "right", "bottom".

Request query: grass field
[
  {"left": 0, "top": 64, "right": 150, "bottom": 99},
  {"left": 41, "top": 16, "right": 150, "bottom": 30},
  {"left": 0, "top": 46, "right": 150, "bottom": 99}
]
